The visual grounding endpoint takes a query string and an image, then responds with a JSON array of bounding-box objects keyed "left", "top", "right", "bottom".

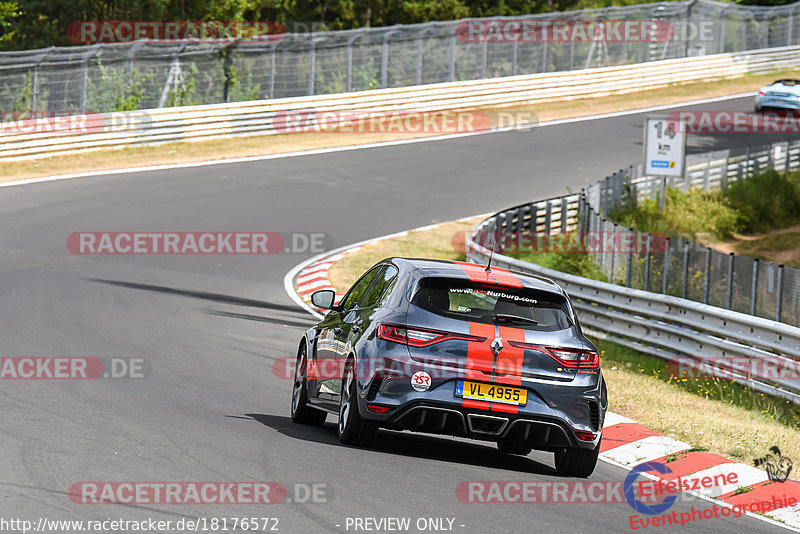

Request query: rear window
[{"left": 411, "top": 277, "right": 573, "bottom": 331}]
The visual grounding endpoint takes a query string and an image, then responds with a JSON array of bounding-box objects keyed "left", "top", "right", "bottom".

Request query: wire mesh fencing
[{"left": 1, "top": 0, "right": 800, "bottom": 113}]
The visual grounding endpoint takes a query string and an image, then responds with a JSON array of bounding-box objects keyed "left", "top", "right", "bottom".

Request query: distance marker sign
[{"left": 643, "top": 117, "right": 686, "bottom": 177}]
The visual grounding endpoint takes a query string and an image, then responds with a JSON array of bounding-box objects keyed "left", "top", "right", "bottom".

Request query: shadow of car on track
[{"left": 243, "top": 413, "right": 557, "bottom": 476}]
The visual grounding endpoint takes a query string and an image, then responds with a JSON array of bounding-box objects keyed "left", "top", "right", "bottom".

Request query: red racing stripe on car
[
  {"left": 452, "top": 261, "right": 498, "bottom": 285},
  {"left": 463, "top": 322, "right": 497, "bottom": 410},
  {"left": 486, "top": 266, "right": 524, "bottom": 288},
  {"left": 490, "top": 325, "right": 525, "bottom": 414}
]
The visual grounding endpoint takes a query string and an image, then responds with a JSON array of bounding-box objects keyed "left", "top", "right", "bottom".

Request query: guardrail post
[
  {"left": 644, "top": 234, "right": 652, "bottom": 291},
  {"left": 703, "top": 247, "right": 711, "bottom": 304},
  {"left": 544, "top": 201, "right": 552, "bottom": 235},
  {"left": 682, "top": 241, "right": 690, "bottom": 299},
  {"left": 776, "top": 264, "right": 784, "bottom": 322},
  {"left": 662, "top": 237, "right": 671, "bottom": 294},
  {"left": 727, "top": 252, "right": 735, "bottom": 309},
  {"left": 751, "top": 257, "right": 759, "bottom": 316}
]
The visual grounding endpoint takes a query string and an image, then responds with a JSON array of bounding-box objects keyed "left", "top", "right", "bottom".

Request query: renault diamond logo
[{"left": 490, "top": 337, "right": 503, "bottom": 357}]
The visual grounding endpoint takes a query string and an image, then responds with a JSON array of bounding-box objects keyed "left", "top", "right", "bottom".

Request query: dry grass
[
  {"left": 604, "top": 363, "right": 800, "bottom": 479},
  {"left": 2, "top": 69, "right": 795, "bottom": 183},
  {"left": 324, "top": 217, "right": 800, "bottom": 479},
  {"left": 327, "top": 218, "right": 478, "bottom": 291}
]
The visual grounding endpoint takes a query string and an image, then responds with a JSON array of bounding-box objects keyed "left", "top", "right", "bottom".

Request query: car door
[{"left": 310, "top": 265, "right": 384, "bottom": 408}]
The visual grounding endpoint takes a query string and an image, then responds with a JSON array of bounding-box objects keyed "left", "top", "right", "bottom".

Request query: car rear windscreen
[{"left": 411, "top": 277, "right": 573, "bottom": 331}]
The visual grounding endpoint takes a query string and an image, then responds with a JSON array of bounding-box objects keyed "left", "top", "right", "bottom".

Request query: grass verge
[
  {"left": 323, "top": 217, "right": 800, "bottom": 479},
  {"left": 2, "top": 68, "right": 796, "bottom": 184}
]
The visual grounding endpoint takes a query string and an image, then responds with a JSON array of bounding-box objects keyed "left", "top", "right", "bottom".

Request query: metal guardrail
[
  {"left": 466, "top": 139, "right": 800, "bottom": 403},
  {"left": 1, "top": 0, "right": 799, "bottom": 113},
  {"left": 2, "top": 44, "right": 799, "bottom": 161}
]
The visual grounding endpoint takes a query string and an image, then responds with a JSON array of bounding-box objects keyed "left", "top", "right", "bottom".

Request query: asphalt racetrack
[{"left": 0, "top": 95, "right": 795, "bottom": 533}]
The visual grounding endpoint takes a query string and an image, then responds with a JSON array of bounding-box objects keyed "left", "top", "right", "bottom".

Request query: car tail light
[
  {"left": 759, "top": 90, "right": 766, "bottom": 95},
  {"left": 507, "top": 341, "right": 600, "bottom": 369},
  {"left": 377, "top": 324, "right": 486, "bottom": 347},
  {"left": 575, "top": 430, "right": 597, "bottom": 441}
]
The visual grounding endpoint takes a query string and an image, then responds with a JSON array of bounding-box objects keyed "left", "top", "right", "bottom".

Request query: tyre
[
  {"left": 338, "top": 358, "right": 378, "bottom": 446},
  {"left": 290, "top": 344, "right": 327, "bottom": 426},
  {"left": 497, "top": 441, "right": 532, "bottom": 456},
  {"left": 554, "top": 443, "right": 600, "bottom": 478}
]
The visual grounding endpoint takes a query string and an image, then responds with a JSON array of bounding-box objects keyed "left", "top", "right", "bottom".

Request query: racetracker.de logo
[
  {"left": 271, "top": 110, "right": 538, "bottom": 135},
  {"left": 461, "top": 230, "right": 669, "bottom": 255},
  {"left": 0, "top": 111, "right": 105, "bottom": 135},
  {"left": 0, "top": 357, "right": 148, "bottom": 379},
  {"left": 667, "top": 110, "right": 800, "bottom": 134},
  {"left": 69, "top": 482, "right": 286, "bottom": 504},
  {"left": 67, "top": 232, "right": 330, "bottom": 254},
  {"left": 68, "top": 21, "right": 286, "bottom": 43},
  {"left": 455, "top": 19, "right": 675, "bottom": 42}
]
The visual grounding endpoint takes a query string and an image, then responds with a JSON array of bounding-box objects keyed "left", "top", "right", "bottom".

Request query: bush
[{"left": 724, "top": 169, "right": 800, "bottom": 233}]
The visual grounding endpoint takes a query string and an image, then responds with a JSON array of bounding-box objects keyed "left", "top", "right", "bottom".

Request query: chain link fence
[
  {"left": 1, "top": 0, "right": 800, "bottom": 113},
  {"left": 471, "top": 139, "right": 800, "bottom": 327},
  {"left": 583, "top": 139, "right": 800, "bottom": 326}
]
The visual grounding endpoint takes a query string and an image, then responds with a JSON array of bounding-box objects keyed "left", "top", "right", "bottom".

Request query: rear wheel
[
  {"left": 497, "top": 441, "right": 532, "bottom": 456},
  {"left": 338, "top": 358, "right": 378, "bottom": 446},
  {"left": 290, "top": 344, "right": 326, "bottom": 426},
  {"left": 554, "top": 444, "right": 600, "bottom": 478}
]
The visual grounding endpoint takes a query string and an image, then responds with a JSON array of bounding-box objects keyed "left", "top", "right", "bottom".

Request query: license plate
[{"left": 455, "top": 380, "right": 527, "bottom": 406}]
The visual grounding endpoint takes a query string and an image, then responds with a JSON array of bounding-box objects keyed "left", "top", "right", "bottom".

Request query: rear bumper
[
  {"left": 357, "top": 365, "right": 605, "bottom": 451},
  {"left": 755, "top": 96, "right": 800, "bottom": 111}
]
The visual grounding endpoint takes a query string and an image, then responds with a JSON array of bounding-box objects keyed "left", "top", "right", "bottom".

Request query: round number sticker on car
[{"left": 411, "top": 371, "right": 432, "bottom": 392}]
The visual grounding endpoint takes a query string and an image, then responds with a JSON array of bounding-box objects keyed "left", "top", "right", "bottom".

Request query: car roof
[{"left": 389, "top": 257, "right": 565, "bottom": 295}]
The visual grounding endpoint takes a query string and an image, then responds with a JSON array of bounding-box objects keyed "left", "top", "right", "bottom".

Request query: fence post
[
  {"left": 662, "top": 237, "right": 671, "bottom": 294},
  {"left": 381, "top": 30, "right": 398, "bottom": 88},
  {"left": 610, "top": 223, "right": 618, "bottom": 284},
  {"left": 682, "top": 241, "right": 690, "bottom": 298},
  {"left": 481, "top": 40, "right": 488, "bottom": 78},
  {"left": 776, "top": 264, "right": 784, "bottom": 322},
  {"left": 308, "top": 41, "right": 316, "bottom": 95},
  {"left": 79, "top": 43, "right": 101, "bottom": 112},
  {"left": 644, "top": 235, "right": 652, "bottom": 291},
  {"left": 750, "top": 258, "right": 759, "bottom": 316},
  {"left": 561, "top": 197, "right": 569, "bottom": 232},
  {"left": 223, "top": 41, "right": 236, "bottom": 103},
  {"left": 269, "top": 42, "right": 277, "bottom": 98},
  {"left": 598, "top": 220, "right": 606, "bottom": 269},
  {"left": 703, "top": 247, "right": 711, "bottom": 304},
  {"left": 416, "top": 29, "right": 425, "bottom": 85},
  {"left": 658, "top": 176, "right": 666, "bottom": 211},
  {"left": 727, "top": 252, "right": 735, "bottom": 309},
  {"left": 626, "top": 228, "right": 633, "bottom": 288},
  {"left": 448, "top": 34, "right": 456, "bottom": 81},
  {"left": 745, "top": 145, "right": 751, "bottom": 178},
  {"left": 512, "top": 39, "right": 519, "bottom": 75},
  {"left": 544, "top": 201, "right": 552, "bottom": 235}
]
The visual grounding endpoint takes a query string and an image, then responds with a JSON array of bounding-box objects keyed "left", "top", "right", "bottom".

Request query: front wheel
[
  {"left": 554, "top": 444, "right": 600, "bottom": 478},
  {"left": 338, "top": 358, "right": 378, "bottom": 446},
  {"left": 290, "top": 344, "right": 326, "bottom": 426}
]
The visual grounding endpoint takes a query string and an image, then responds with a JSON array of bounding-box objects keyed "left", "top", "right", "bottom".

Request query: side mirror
[{"left": 311, "top": 289, "right": 337, "bottom": 310}]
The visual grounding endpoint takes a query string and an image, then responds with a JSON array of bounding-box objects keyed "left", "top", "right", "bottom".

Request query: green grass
[
  {"left": 725, "top": 170, "right": 800, "bottom": 233},
  {"left": 610, "top": 186, "right": 743, "bottom": 241},
  {"left": 511, "top": 249, "right": 610, "bottom": 282},
  {"left": 594, "top": 337, "right": 800, "bottom": 432}
]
